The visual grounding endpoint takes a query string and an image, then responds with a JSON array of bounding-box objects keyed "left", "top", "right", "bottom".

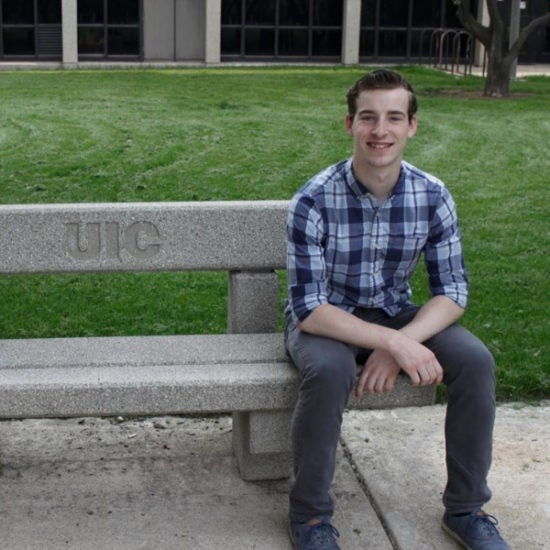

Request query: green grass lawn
[{"left": 0, "top": 66, "right": 548, "bottom": 401}]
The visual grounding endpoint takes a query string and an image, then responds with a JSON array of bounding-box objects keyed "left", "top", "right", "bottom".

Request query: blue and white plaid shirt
[{"left": 285, "top": 158, "right": 468, "bottom": 323}]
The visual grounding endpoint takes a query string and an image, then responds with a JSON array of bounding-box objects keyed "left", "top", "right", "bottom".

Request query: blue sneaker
[
  {"left": 442, "top": 509, "right": 510, "bottom": 550},
  {"left": 289, "top": 516, "right": 341, "bottom": 550}
]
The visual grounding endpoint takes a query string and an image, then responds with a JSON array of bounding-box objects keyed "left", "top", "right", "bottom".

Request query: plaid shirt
[{"left": 285, "top": 159, "right": 468, "bottom": 323}]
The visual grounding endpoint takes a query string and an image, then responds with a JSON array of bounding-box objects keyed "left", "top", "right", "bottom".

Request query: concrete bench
[{"left": 0, "top": 201, "right": 435, "bottom": 480}]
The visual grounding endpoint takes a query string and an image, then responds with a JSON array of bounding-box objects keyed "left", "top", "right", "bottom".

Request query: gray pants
[{"left": 284, "top": 304, "right": 496, "bottom": 522}]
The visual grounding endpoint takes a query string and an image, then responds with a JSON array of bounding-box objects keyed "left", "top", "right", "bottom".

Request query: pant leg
[
  {"left": 285, "top": 319, "right": 357, "bottom": 522},
  {"left": 424, "top": 324, "right": 496, "bottom": 513},
  {"left": 355, "top": 305, "right": 496, "bottom": 513}
]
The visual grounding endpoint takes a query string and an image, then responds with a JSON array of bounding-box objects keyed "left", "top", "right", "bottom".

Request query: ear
[
  {"left": 345, "top": 114, "right": 354, "bottom": 136},
  {"left": 408, "top": 114, "right": 418, "bottom": 138}
]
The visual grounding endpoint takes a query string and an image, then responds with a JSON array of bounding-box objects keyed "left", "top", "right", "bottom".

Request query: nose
[{"left": 372, "top": 118, "right": 388, "bottom": 136}]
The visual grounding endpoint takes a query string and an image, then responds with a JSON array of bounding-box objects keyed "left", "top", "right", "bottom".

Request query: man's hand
[
  {"left": 356, "top": 349, "right": 401, "bottom": 397},
  {"left": 356, "top": 335, "right": 443, "bottom": 398}
]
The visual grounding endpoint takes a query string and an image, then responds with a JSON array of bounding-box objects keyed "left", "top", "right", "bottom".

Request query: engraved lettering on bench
[
  {"left": 64, "top": 221, "right": 162, "bottom": 261},
  {"left": 125, "top": 221, "right": 162, "bottom": 259},
  {"left": 64, "top": 222, "right": 101, "bottom": 260}
]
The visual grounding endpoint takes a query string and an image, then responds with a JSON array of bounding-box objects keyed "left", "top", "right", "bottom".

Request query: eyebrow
[{"left": 357, "top": 109, "right": 407, "bottom": 117}]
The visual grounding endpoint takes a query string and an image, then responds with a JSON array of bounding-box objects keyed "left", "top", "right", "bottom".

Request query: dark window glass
[
  {"left": 380, "top": 1, "right": 408, "bottom": 27},
  {"left": 378, "top": 30, "right": 407, "bottom": 56},
  {"left": 280, "top": 0, "right": 309, "bottom": 26},
  {"left": 222, "top": 0, "right": 242, "bottom": 25},
  {"left": 412, "top": 0, "right": 442, "bottom": 27},
  {"left": 279, "top": 29, "right": 308, "bottom": 55},
  {"left": 3, "top": 0, "right": 34, "bottom": 24},
  {"left": 78, "top": 27, "right": 104, "bottom": 54},
  {"left": 410, "top": 29, "right": 431, "bottom": 57},
  {"left": 245, "top": 28, "right": 274, "bottom": 55},
  {"left": 38, "top": 0, "right": 62, "bottom": 24},
  {"left": 360, "top": 0, "right": 376, "bottom": 26},
  {"left": 359, "top": 29, "right": 375, "bottom": 56},
  {"left": 221, "top": 0, "right": 344, "bottom": 59},
  {"left": 107, "top": 27, "right": 139, "bottom": 55},
  {"left": 78, "top": 0, "right": 104, "bottom": 24},
  {"left": 245, "top": 0, "right": 275, "bottom": 25},
  {"left": 4, "top": 28, "right": 35, "bottom": 54},
  {"left": 108, "top": 0, "right": 139, "bottom": 25},
  {"left": 311, "top": 29, "right": 341, "bottom": 55},
  {"left": 221, "top": 27, "right": 241, "bottom": 54},
  {"left": 312, "top": 0, "right": 342, "bottom": 26}
]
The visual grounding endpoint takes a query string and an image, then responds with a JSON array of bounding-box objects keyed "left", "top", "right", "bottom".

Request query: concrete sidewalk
[{"left": 0, "top": 402, "right": 548, "bottom": 549}]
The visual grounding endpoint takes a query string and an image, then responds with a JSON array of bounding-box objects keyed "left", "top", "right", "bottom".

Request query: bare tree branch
[
  {"left": 509, "top": 11, "right": 550, "bottom": 59},
  {"left": 454, "top": 0, "right": 491, "bottom": 46}
]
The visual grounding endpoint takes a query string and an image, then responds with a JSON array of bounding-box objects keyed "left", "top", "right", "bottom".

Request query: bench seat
[
  {"left": 0, "top": 334, "right": 298, "bottom": 418},
  {"left": 0, "top": 333, "right": 433, "bottom": 419}
]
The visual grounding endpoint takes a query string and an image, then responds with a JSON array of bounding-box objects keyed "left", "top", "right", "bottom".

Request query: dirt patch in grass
[{"left": 424, "top": 88, "right": 534, "bottom": 99}]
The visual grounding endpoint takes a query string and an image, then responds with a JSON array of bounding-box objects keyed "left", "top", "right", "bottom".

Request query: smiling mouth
[{"left": 368, "top": 142, "right": 392, "bottom": 149}]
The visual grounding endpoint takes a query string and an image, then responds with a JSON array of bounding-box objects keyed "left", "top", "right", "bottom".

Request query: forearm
[
  {"left": 399, "top": 295, "right": 464, "bottom": 344},
  {"left": 302, "top": 303, "right": 445, "bottom": 390},
  {"left": 298, "top": 303, "right": 403, "bottom": 353}
]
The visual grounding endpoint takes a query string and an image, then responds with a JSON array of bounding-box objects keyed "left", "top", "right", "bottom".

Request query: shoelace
[
  {"left": 473, "top": 512, "right": 500, "bottom": 537},
  {"left": 304, "top": 520, "right": 340, "bottom": 546}
]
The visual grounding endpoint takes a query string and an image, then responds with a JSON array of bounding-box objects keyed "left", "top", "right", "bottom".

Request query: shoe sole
[{"left": 441, "top": 521, "right": 472, "bottom": 550}]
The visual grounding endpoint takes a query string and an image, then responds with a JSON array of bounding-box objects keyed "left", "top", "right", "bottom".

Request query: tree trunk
[
  {"left": 483, "top": 53, "right": 513, "bottom": 97},
  {"left": 455, "top": 0, "right": 550, "bottom": 98}
]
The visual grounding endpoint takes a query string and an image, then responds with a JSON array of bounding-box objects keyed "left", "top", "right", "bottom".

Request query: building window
[
  {"left": 359, "top": 0, "right": 469, "bottom": 61},
  {"left": 78, "top": 0, "right": 141, "bottom": 60},
  {"left": 221, "top": 0, "right": 343, "bottom": 61},
  {"left": 0, "top": 0, "right": 61, "bottom": 59}
]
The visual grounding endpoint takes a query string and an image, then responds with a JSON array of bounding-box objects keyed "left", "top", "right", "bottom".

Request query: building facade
[{"left": 0, "top": 0, "right": 548, "bottom": 65}]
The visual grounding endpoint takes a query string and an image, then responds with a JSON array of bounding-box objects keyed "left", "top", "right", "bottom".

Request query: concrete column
[
  {"left": 232, "top": 411, "right": 293, "bottom": 480},
  {"left": 227, "top": 271, "right": 280, "bottom": 334},
  {"left": 204, "top": 0, "right": 221, "bottom": 64},
  {"left": 474, "top": 0, "right": 490, "bottom": 67},
  {"left": 62, "top": 0, "right": 78, "bottom": 67},
  {"left": 509, "top": 0, "right": 521, "bottom": 79},
  {"left": 342, "top": 0, "right": 361, "bottom": 65}
]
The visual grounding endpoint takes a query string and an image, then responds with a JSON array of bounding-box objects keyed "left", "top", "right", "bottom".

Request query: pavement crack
[{"left": 340, "top": 437, "right": 401, "bottom": 550}]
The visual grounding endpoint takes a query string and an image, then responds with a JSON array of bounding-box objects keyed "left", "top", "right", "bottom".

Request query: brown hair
[{"left": 346, "top": 69, "right": 418, "bottom": 121}]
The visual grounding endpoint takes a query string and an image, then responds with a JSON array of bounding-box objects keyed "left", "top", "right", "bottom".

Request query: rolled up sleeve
[
  {"left": 424, "top": 189, "right": 469, "bottom": 309},
  {"left": 286, "top": 194, "right": 329, "bottom": 323}
]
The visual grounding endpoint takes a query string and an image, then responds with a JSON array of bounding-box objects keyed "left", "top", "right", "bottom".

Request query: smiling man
[{"left": 284, "top": 70, "right": 509, "bottom": 550}]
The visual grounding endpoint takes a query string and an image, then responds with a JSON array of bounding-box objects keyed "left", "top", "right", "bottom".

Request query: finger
[
  {"left": 408, "top": 370, "right": 421, "bottom": 386},
  {"left": 426, "top": 361, "right": 443, "bottom": 385},
  {"left": 373, "top": 376, "right": 386, "bottom": 394},
  {"left": 355, "top": 368, "right": 369, "bottom": 398},
  {"left": 371, "top": 372, "right": 390, "bottom": 394},
  {"left": 436, "top": 363, "right": 444, "bottom": 385}
]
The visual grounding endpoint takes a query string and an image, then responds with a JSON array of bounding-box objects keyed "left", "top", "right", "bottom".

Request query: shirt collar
[{"left": 344, "top": 158, "right": 407, "bottom": 202}]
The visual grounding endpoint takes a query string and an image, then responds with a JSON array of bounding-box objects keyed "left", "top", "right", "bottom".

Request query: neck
[{"left": 351, "top": 160, "right": 401, "bottom": 202}]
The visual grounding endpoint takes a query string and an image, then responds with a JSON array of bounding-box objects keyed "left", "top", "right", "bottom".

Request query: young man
[{"left": 284, "top": 70, "right": 509, "bottom": 550}]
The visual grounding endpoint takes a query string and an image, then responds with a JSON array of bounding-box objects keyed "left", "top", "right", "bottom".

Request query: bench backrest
[
  {"left": 0, "top": 201, "right": 289, "bottom": 274},
  {"left": 0, "top": 200, "right": 290, "bottom": 333}
]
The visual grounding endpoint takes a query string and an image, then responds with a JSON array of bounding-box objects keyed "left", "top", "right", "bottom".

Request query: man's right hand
[
  {"left": 387, "top": 332, "right": 444, "bottom": 387},
  {"left": 355, "top": 335, "right": 443, "bottom": 398}
]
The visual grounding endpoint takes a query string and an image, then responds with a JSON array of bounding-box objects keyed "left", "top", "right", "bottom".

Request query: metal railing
[{"left": 418, "top": 28, "right": 475, "bottom": 76}]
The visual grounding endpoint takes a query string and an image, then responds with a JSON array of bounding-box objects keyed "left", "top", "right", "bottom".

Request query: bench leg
[{"left": 232, "top": 410, "right": 293, "bottom": 481}]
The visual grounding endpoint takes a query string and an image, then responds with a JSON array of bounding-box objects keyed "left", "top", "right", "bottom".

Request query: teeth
[{"left": 369, "top": 143, "right": 390, "bottom": 149}]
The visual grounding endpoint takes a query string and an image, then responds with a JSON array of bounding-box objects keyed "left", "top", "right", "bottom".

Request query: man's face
[{"left": 345, "top": 87, "right": 417, "bottom": 173}]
